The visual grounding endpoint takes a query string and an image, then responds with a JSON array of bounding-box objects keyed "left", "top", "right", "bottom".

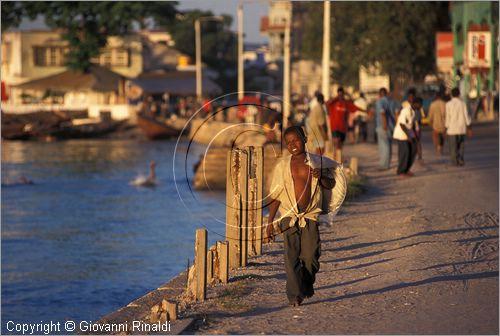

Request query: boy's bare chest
[{"left": 290, "top": 160, "right": 311, "bottom": 182}]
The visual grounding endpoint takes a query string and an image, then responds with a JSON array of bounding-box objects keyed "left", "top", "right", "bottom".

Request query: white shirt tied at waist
[
  {"left": 445, "top": 97, "right": 471, "bottom": 135},
  {"left": 269, "top": 153, "right": 336, "bottom": 229},
  {"left": 393, "top": 106, "right": 416, "bottom": 141}
]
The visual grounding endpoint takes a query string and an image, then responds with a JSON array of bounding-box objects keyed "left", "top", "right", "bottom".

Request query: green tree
[
  {"left": 156, "top": 10, "right": 237, "bottom": 93},
  {"left": 2, "top": 1, "right": 177, "bottom": 72},
  {"left": 298, "top": 2, "right": 451, "bottom": 88}
]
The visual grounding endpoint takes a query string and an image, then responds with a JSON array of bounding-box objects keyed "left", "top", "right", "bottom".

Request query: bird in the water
[{"left": 130, "top": 161, "right": 158, "bottom": 187}]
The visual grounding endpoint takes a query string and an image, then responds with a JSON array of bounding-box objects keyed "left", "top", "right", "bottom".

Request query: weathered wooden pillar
[
  {"left": 350, "top": 157, "right": 358, "bottom": 176},
  {"left": 336, "top": 149, "right": 342, "bottom": 163},
  {"left": 226, "top": 146, "right": 264, "bottom": 267},
  {"left": 240, "top": 149, "right": 249, "bottom": 267},
  {"left": 195, "top": 228, "right": 207, "bottom": 301},
  {"left": 247, "top": 146, "right": 263, "bottom": 256},
  {"left": 217, "top": 241, "right": 229, "bottom": 284},
  {"left": 226, "top": 150, "right": 242, "bottom": 269},
  {"left": 206, "top": 249, "right": 214, "bottom": 284}
]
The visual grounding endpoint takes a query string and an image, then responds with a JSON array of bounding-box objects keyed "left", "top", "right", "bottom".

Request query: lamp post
[
  {"left": 238, "top": 4, "right": 244, "bottom": 100},
  {"left": 195, "top": 16, "right": 224, "bottom": 103},
  {"left": 282, "top": 16, "right": 291, "bottom": 130},
  {"left": 322, "top": 0, "right": 331, "bottom": 99}
]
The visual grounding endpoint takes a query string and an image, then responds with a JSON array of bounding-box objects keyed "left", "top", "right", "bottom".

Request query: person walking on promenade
[
  {"left": 402, "top": 88, "right": 425, "bottom": 162},
  {"left": 326, "top": 87, "right": 364, "bottom": 161},
  {"left": 306, "top": 92, "right": 328, "bottom": 155},
  {"left": 427, "top": 90, "right": 447, "bottom": 155},
  {"left": 445, "top": 87, "right": 472, "bottom": 166},
  {"left": 265, "top": 126, "right": 335, "bottom": 307},
  {"left": 353, "top": 92, "right": 369, "bottom": 143},
  {"left": 375, "top": 88, "right": 395, "bottom": 170},
  {"left": 393, "top": 97, "right": 422, "bottom": 177}
]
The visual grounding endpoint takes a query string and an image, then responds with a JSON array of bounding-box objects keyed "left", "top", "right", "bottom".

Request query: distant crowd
[
  {"left": 140, "top": 85, "right": 477, "bottom": 176},
  {"left": 292, "top": 85, "right": 474, "bottom": 177}
]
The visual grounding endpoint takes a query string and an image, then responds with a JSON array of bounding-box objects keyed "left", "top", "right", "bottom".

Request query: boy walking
[
  {"left": 427, "top": 90, "right": 447, "bottom": 155},
  {"left": 446, "top": 87, "right": 472, "bottom": 166},
  {"left": 266, "top": 126, "right": 335, "bottom": 307},
  {"left": 393, "top": 97, "right": 423, "bottom": 177}
]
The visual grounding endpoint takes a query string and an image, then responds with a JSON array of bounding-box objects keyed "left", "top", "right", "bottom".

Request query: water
[{"left": 1, "top": 139, "right": 226, "bottom": 331}]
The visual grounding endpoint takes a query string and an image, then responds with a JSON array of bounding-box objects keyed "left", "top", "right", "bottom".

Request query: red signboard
[
  {"left": 436, "top": 32, "right": 453, "bottom": 73},
  {"left": 466, "top": 25, "right": 492, "bottom": 70}
]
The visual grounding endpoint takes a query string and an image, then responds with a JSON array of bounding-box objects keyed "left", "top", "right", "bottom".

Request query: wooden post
[
  {"left": 206, "top": 249, "right": 213, "bottom": 284},
  {"left": 247, "top": 146, "right": 256, "bottom": 257},
  {"left": 195, "top": 228, "right": 207, "bottom": 301},
  {"left": 240, "top": 149, "right": 249, "bottom": 267},
  {"left": 217, "top": 241, "right": 229, "bottom": 284},
  {"left": 226, "top": 150, "right": 241, "bottom": 269},
  {"left": 247, "top": 146, "right": 263, "bottom": 256},
  {"left": 336, "top": 148, "right": 342, "bottom": 163},
  {"left": 350, "top": 157, "right": 358, "bottom": 176},
  {"left": 255, "top": 146, "right": 263, "bottom": 255},
  {"left": 162, "top": 300, "right": 178, "bottom": 321},
  {"left": 226, "top": 146, "right": 263, "bottom": 266}
]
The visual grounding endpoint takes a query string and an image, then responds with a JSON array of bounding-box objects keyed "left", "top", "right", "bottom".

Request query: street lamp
[
  {"left": 237, "top": 0, "right": 267, "bottom": 100},
  {"left": 283, "top": 15, "right": 291, "bottom": 130},
  {"left": 195, "top": 15, "right": 224, "bottom": 103}
]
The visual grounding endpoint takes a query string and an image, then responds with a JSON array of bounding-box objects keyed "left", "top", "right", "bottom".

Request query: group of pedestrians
[
  {"left": 375, "top": 86, "right": 472, "bottom": 176},
  {"left": 305, "top": 87, "right": 367, "bottom": 161},
  {"left": 302, "top": 85, "right": 472, "bottom": 176}
]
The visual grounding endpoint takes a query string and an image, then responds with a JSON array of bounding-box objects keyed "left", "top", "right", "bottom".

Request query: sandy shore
[{"left": 180, "top": 122, "right": 499, "bottom": 334}]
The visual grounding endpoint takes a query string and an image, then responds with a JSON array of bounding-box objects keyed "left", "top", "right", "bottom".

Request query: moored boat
[{"left": 136, "top": 112, "right": 188, "bottom": 140}]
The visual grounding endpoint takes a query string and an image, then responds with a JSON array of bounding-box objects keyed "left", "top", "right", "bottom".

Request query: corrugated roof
[
  {"left": 131, "top": 71, "right": 221, "bottom": 95},
  {"left": 14, "top": 65, "right": 126, "bottom": 92}
]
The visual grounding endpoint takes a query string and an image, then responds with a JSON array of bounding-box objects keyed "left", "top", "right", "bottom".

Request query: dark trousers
[
  {"left": 283, "top": 219, "right": 321, "bottom": 304},
  {"left": 397, "top": 139, "right": 417, "bottom": 174},
  {"left": 448, "top": 134, "right": 465, "bottom": 165}
]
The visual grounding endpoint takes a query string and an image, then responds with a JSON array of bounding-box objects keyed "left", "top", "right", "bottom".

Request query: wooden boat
[
  {"left": 1, "top": 111, "right": 67, "bottom": 140},
  {"left": 1, "top": 122, "right": 31, "bottom": 140},
  {"left": 136, "top": 112, "right": 188, "bottom": 140},
  {"left": 1, "top": 111, "right": 124, "bottom": 140},
  {"left": 47, "top": 118, "right": 125, "bottom": 139}
]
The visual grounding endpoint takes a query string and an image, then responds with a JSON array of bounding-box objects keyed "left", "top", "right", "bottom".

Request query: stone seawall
[{"left": 90, "top": 271, "right": 193, "bottom": 335}]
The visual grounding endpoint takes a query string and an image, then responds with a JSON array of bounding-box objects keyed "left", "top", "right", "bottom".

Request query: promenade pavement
[{"left": 182, "top": 122, "right": 499, "bottom": 334}]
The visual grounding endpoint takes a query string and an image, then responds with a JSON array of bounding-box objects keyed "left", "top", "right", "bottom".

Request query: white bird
[{"left": 130, "top": 161, "right": 158, "bottom": 187}]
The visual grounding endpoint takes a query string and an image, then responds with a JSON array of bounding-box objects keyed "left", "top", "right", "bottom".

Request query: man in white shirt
[
  {"left": 393, "top": 97, "right": 422, "bottom": 177},
  {"left": 306, "top": 92, "right": 328, "bottom": 155},
  {"left": 445, "top": 87, "right": 472, "bottom": 166}
]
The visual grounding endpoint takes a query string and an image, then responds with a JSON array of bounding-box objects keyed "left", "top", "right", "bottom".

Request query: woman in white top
[{"left": 393, "top": 97, "right": 422, "bottom": 176}]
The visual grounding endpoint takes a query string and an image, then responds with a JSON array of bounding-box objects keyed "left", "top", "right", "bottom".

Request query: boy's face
[
  {"left": 284, "top": 131, "right": 306, "bottom": 156},
  {"left": 412, "top": 101, "right": 422, "bottom": 110}
]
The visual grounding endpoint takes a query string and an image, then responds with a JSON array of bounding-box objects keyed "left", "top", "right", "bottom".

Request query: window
[
  {"left": 92, "top": 48, "right": 130, "bottom": 67},
  {"left": 2, "top": 42, "right": 11, "bottom": 64},
  {"left": 33, "top": 46, "right": 66, "bottom": 66}
]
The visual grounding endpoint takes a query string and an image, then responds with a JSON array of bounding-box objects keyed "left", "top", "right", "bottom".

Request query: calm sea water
[{"left": 1, "top": 139, "right": 226, "bottom": 332}]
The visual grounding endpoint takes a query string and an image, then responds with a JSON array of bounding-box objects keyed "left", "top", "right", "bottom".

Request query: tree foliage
[
  {"left": 2, "top": 1, "right": 177, "bottom": 72},
  {"left": 299, "top": 1, "right": 451, "bottom": 87},
  {"left": 156, "top": 10, "right": 237, "bottom": 93},
  {"left": 2, "top": 2, "right": 237, "bottom": 91}
]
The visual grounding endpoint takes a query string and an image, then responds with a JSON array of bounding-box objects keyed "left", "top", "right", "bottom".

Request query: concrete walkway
[{"left": 182, "top": 122, "right": 499, "bottom": 335}]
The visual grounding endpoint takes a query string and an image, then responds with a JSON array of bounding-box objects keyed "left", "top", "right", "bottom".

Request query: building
[
  {"left": 1, "top": 29, "right": 217, "bottom": 120},
  {"left": 1, "top": 30, "right": 143, "bottom": 107},
  {"left": 260, "top": 1, "right": 293, "bottom": 63},
  {"left": 260, "top": 1, "right": 337, "bottom": 98},
  {"left": 243, "top": 43, "right": 270, "bottom": 69},
  {"left": 291, "top": 60, "right": 321, "bottom": 97},
  {"left": 451, "top": 1, "right": 498, "bottom": 118}
]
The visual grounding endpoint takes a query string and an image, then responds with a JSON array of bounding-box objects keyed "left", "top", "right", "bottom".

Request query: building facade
[{"left": 451, "top": 1, "right": 498, "bottom": 117}]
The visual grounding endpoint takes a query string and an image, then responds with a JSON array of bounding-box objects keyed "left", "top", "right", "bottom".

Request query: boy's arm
[
  {"left": 311, "top": 168, "right": 335, "bottom": 189},
  {"left": 265, "top": 198, "right": 281, "bottom": 242}
]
